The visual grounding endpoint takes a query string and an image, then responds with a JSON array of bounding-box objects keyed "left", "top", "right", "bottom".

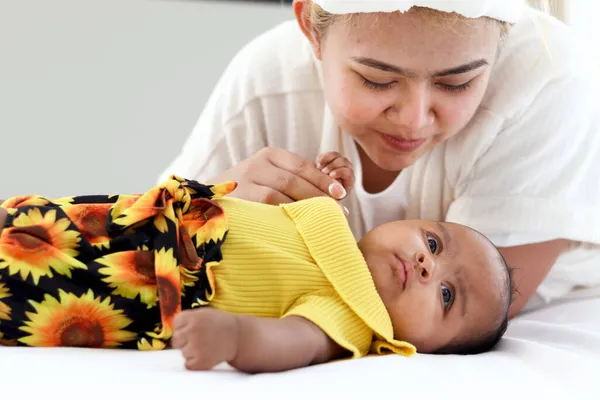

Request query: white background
[{"left": 0, "top": 0, "right": 290, "bottom": 198}]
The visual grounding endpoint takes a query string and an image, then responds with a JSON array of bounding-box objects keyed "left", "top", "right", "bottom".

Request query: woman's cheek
[
  {"left": 336, "top": 84, "right": 386, "bottom": 125},
  {"left": 437, "top": 95, "right": 480, "bottom": 137}
]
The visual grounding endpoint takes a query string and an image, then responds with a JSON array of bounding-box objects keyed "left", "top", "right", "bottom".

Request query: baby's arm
[
  {"left": 172, "top": 308, "right": 344, "bottom": 374},
  {"left": 231, "top": 314, "right": 344, "bottom": 373}
]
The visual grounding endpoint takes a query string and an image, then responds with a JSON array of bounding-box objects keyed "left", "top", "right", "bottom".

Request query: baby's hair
[{"left": 433, "top": 251, "right": 517, "bottom": 355}]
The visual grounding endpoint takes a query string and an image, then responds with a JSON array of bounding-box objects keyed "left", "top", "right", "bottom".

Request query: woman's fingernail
[
  {"left": 343, "top": 206, "right": 350, "bottom": 216},
  {"left": 316, "top": 163, "right": 322, "bottom": 169},
  {"left": 329, "top": 183, "right": 346, "bottom": 199},
  {"left": 322, "top": 167, "right": 330, "bottom": 174}
]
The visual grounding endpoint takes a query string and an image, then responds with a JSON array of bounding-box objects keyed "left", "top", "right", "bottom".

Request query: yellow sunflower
[
  {"left": 183, "top": 200, "right": 229, "bottom": 247},
  {"left": 146, "top": 248, "right": 181, "bottom": 341},
  {"left": 176, "top": 226, "right": 202, "bottom": 291},
  {"left": 180, "top": 266, "right": 200, "bottom": 291},
  {"left": 112, "top": 187, "right": 172, "bottom": 227},
  {"left": 0, "top": 283, "right": 12, "bottom": 320},
  {"left": 0, "top": 208, "right": 88, "bottom": 285},
  {"left": 109, "top": 194, "right": 139, "bottom": 222},
  {"left": 152, "top": 207, "right": 176, "bottom": 234},
  {"left": 1, "top": 195, "right": 49, "bottom": 209},
  {"left": 62, "top": 203, "right": 111, "bottom": 250},
  {"left": 51, "top": 196, "right": 75, "bottom": 206},
  {"left": 97, "top": 250, "right": 158, "bottom": 307},
  {"left": 19, "top": 289, "right": 136, "bottom": 348},
  {"left": 110, "top": 190, "right": 179, "bottom": 235},
  {"left": 137, "top": 337, "right": 166, "bottom": 351},
  {"left": 209, "top": 181, "right": 237, "bottom": 199},
  {"left": 190, "top": 260, "right": 219, "bottom": 308}
]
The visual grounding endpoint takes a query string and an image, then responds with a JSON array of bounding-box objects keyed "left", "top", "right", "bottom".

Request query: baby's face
[{"left": 358, "top": 220, "right": 508, "bottom": 353}]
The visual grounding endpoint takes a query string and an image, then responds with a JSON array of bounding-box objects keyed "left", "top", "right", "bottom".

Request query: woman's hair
[{"left": 306, "top": 1, "right": 554, "bottom": 43}]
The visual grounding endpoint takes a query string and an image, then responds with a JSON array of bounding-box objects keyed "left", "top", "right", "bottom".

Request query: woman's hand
[{"left": 209, "top": 147, "right": 351, "bottom": 213}]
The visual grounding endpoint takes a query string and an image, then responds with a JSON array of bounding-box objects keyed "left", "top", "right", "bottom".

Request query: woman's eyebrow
[
  {"left": 350, "top": 57, "right": 488, "bottom": 78},
  {"left": 432, "top": 59, "right": 489, "bottom": 77}
]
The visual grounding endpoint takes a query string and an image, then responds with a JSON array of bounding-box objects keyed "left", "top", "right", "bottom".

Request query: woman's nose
[
  {"left": 415, "top": 251, "right": 435, "bottom": 283},
  {"left": 387, "top": 85, "right": 434, "bottom": 133}
]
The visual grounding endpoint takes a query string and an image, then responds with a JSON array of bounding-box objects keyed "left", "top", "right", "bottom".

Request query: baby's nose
[{"left": 415, "top": 252, "right": 435, "bottom": 283}]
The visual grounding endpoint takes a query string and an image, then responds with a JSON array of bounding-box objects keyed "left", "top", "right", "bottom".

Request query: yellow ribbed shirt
[{"left": 208, "top": 196, "right": 416, "bottom": 358}]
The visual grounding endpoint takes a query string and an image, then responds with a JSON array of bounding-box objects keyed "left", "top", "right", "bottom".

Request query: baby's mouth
[{"left": 393, "top": 255, "right": 408, "bottom": 289}]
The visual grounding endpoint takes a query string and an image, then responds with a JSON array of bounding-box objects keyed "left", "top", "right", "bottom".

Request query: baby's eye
[
  {"left": 441, "top": 283, "right": 454, "bottom": 309},
  {"left": 427, "top": 235, "right": 438, "bottom": 254}
]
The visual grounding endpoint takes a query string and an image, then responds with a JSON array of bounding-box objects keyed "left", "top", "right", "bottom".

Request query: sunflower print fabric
[{"left": 0, "top": 175, "right": 236, "bottom": 350}]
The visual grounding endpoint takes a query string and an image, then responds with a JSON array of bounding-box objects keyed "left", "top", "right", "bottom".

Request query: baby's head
[{"left": 358, "top": 220, "right": 514, "bottom": 355}]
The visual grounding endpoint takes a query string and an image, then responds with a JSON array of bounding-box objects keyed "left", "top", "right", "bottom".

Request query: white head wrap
[{"left": 312, "top": 0, "right": 525, "bottom": 24}]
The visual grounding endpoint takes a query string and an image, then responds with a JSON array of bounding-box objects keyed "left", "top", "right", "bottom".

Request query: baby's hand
[
  {"left": 315, "top": 152, "right": 355, "bottom": 198},
  {"left": 172, "top": 308, "right": 240, "bottom": 371}
]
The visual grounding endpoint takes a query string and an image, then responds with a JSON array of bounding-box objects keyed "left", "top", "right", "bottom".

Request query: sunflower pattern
[
  {"left": 0, "top": 175, "right": 235, "bottom": 350},
  {"left": 0, "top": 283, "right": 11, "bottom": 320}
]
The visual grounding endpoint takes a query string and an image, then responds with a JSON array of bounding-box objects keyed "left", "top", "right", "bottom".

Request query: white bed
[{"left": 3, "top": 293, "right": 600, "bottom": 400}]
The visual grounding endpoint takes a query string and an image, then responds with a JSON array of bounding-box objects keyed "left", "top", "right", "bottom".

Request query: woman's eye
[
  {"left": 441, "top": 284, "right": 454, "bottom": 309},
  {"left": 427, "top": 235, "right": 438, "bottom": 254},
  {"left": 361, "top": 77, "right": 395, "bottom": 90}
]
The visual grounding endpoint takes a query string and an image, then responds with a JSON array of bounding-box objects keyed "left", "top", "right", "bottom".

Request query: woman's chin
[{"left": 369, "top": 150, "right": 418, "bottom": 172}]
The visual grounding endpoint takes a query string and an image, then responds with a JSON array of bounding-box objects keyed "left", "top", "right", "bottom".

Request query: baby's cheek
[{"left": 390, "top": 295, "right": 437, "bottom": 345}]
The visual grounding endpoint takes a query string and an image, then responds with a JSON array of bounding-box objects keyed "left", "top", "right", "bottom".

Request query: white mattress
[{"left": 3, "top": 295, "right": 600, "bottom": 400}]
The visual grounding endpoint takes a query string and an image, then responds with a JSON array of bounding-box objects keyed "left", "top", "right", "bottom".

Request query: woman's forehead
[{"left": 331, "top": 11, "right": 501, "bottom": 59}]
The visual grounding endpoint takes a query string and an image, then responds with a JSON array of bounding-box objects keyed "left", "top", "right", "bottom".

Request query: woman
[{"left": 158, "top": 0, "right": 600, "bottom": 317}]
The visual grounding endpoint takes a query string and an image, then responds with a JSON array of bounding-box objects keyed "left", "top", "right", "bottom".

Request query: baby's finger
[
  {"left": 329, "top": 167, "right": 355, "bottom": 193},
  {"left": 171, "top": 331, "right": 187, "bottom": 349},
  {"left": 184, "top": 356, "right": 203, "bottom": 371},
  {"left": 315, "top": 152, "right": 344, "bottom": 170},
  {"left": 320, "top": 156, "right": 353, "bottom": 175}
]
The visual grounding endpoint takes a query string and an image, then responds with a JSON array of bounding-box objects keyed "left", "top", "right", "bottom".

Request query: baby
[{"left": 0, "top": 153, "right": 514, "bottom": 373}]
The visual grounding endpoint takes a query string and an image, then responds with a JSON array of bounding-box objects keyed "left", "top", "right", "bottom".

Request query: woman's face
[{"left": 303, "top": 8, "right": 502, "bottom": 172}]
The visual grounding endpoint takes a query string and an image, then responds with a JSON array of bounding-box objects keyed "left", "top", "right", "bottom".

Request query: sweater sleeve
[{"left": 283, "top": 289, "right": 374, "bottom": 358}]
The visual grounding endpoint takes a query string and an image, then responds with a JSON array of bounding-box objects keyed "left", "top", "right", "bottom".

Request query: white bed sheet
[{"left": 3, "top": 295, "right": 600, "bottom": 400}]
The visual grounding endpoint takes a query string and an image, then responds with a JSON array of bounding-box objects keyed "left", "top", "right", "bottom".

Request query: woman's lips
[{"left": 379, "top": 131, "right": 425, "bottom": 152}]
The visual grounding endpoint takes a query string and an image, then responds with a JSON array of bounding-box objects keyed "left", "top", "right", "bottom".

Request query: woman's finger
[
  {"left": 262, "top": 148, "right": 347, "bottom": 200},
  {"left": 251, "top": 184, "right": 295, "bottom": 206}
]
